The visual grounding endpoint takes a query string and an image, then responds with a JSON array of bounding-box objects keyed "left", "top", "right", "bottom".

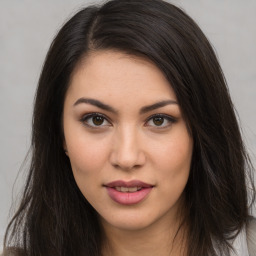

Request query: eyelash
[
  {"left": 80, "top": 113, "right": 177, "bottom": 129},
  {"left": 145, "top": 114, "right": 177, "bottom": 128},
  {"left": 80, "top": 113, "right": 111, "bottom": 128}
]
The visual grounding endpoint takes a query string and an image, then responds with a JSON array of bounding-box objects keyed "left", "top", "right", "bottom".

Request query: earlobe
[
  {"left": 64, "top": 149, "right": 69, "bottom": 156},
  {"left": 63, "top": 141, "right": 69, "bottom": 156}
]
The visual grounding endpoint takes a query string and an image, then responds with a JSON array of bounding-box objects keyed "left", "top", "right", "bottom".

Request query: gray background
[{"left": 1, "top": 0, "right": 256, "bottom": 251}]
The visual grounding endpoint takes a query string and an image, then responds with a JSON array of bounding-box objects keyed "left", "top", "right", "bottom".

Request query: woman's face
[{"left": 63, "top": 51, "right": 193, "bottom": 232}]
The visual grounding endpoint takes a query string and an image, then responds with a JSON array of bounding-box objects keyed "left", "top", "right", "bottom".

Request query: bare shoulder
[{"left": 247, "top": 216, "right": 256, "bottom": 256}]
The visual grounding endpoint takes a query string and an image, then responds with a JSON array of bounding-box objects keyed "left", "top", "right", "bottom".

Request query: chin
[
  {"left": 105, "top": 218, "right": 153, "bottom": 232},
  {"left": 99, "top": 208, "right": 165, "bottom": 232}
]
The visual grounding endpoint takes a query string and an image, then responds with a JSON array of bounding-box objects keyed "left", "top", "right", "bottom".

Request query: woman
[{"left": 3, "top": 0, "right": 256, "bottom": 255}]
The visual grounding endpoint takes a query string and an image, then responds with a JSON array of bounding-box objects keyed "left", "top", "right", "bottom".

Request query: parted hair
[{"left": 4, "top": 0, "right": 255, "bottom": 255}]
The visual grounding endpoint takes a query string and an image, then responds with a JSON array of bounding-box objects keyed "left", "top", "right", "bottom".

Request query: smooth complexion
[{"left": 63, "top": 51, "right": 193, "bottom": 256}]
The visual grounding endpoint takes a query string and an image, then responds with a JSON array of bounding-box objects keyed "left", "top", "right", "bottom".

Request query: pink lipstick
[{"left": 104, "top": 180, "right": 153, "bottom": 205}]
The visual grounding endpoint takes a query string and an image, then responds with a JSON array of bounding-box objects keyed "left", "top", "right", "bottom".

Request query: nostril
[{"left": 110, "top": 148, "right": 146, "bottom": 171}]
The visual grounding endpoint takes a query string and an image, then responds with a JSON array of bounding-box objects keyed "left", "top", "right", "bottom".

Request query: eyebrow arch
[
  {"left": 73, "top": 98, "right": 118, "bottom": 114},
  {"left": 139, "top": 100, "right": 178, "bottom": 114},
  {"left": 73, "top": 97, "right": 178, "bottom": 115}
]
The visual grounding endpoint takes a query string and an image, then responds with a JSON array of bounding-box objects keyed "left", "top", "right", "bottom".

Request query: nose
[{"left": 110, "top": 126, "right": 146, "bottom": 171}]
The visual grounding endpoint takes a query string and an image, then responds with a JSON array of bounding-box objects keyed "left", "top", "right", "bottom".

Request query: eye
[
  {"left": 146, "top": 114, "right": 176, "bottom": 128},
  {"left": 80, "top": 113, "right": 111, "bottom": 128}
]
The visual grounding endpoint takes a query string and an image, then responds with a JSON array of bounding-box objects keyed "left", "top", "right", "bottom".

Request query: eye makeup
[{"left": 79, "top": 112, "right": 178, "bottom": 131}]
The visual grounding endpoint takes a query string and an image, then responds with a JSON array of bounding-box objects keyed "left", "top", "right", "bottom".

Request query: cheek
[
  {"left": 66, "top": 132, "right": 111, "bottom": 178},
  {"left": 153, "top": 136, "right": 192, "bottom": 171},
  {"left": 154, "top": 137, "right": 192, "bottom": 210},
  {"left": 66, "top": 136, "right": 110, "bottom": 203},
  {"left": 150, "top": 130, "right": 193, "bottom": 189}
]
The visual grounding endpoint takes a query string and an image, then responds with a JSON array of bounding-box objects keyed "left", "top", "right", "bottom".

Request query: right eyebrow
[
  {"left": 73, "top": 98, "right": 118, "bottom": 114},
  {"left": 139, "top": 100, "right": 178, "bottom": 114}
]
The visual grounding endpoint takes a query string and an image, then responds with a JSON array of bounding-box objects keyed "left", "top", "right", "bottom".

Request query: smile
[
  {"left": 104, "top": 180, "right": 154, "bottom": 205},
  {"left": 114, "top": 186, "right": 142, "bottom": 192}
]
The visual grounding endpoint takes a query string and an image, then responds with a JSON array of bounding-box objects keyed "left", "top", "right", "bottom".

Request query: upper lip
[{"left": 105, "top": 180, "right": 153, "bottom": 188}]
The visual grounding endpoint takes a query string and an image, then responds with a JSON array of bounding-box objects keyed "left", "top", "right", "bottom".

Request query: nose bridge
[{"left": 110, "top": 124, "right": 145, "bottom": 170}]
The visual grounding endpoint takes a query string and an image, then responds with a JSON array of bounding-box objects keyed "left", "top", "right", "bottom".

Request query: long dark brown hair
[{"left": 4, "top": 0, "right": 255, "bottom": 255}]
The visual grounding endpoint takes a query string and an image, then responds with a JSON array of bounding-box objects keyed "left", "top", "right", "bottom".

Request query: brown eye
[
  {"left": 92, "top": 116, "right": 104, "bottom": 126},
  {"left": 81, "top": 113, "right": 111, "bottom": 128},
  {"left": 153, "top": 117, "right": 164, "bottom": 126},
  {"left": 146, "top": 114, "right": 176, "bottom": 128}
]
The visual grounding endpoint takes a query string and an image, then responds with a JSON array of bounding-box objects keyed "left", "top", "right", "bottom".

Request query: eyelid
[
  {"left": 145, "top": 113, "right": 177, "bottom": 128},
  {"left": 80, "top": 112, "right": 112, "bottom": 128},
  {"left": 79, "top": 112, "right": 177, "bottom": 129}
]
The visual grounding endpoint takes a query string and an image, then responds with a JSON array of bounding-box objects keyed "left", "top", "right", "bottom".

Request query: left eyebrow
[
  {"left": 139, "top": 100, "right": 178, "bottom": 114},
  {"left": 73, "top": 98, "right": 118, "bottom": 114},
  {"left": 73, "top": 97, "right": 178, "bottom": 115}
]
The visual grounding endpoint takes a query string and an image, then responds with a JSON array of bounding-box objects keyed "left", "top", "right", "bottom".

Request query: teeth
[
  {"left": 127, "top": 187, "right": 138, "bottom": 192},
  {"left": 121, "top": 187, "right": 128, "bottom": 192},
  {"left": 115, "top": 186, "right": 142, "bottom": 192}
]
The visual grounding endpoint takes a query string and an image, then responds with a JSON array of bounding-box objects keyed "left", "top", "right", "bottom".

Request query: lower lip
[{"left": 106, "top": 187, "right": 153, "bottom": 205}]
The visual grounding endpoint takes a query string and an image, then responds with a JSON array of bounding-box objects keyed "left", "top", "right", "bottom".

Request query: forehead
[{"left": 67, "top": 50, "right": 177, "bottom": 104}]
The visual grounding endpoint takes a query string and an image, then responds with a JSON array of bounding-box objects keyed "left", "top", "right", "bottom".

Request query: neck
[{"left": 101, "top": 212, "right": 187, "bottom": 256}]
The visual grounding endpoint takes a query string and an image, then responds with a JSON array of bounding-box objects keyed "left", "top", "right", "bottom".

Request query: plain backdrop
[{"left": 1, "top": 0, "right": 256, "bottom": 250}]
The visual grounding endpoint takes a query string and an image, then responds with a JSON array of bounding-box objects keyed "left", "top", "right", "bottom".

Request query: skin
[{"left": 63, "top": 50, "right": 193, "bottom": 256}]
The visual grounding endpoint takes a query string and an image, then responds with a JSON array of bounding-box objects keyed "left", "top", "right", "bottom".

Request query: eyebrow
[
  {"left": 73, "top": 98, "right": 118, "bottom": 114},
  {"left": 73, "top": 98, "right": 178, "bottom": 114},
  {"left": 139, "top": 100, "right": 178, "bottom": 114}
]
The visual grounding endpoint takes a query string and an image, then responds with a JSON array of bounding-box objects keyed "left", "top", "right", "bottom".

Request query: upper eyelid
[
  {"left": 145, "top": 113, "right": 176, "bottom": 122},
  {"left": 80, "top": 112, "right": 110, "bottom": 121},
  {"left": 80, "top": 113, "right": 112, "bottom": 128},
  {"left": 80, "top": 112, "right": 176, "bottom": 125},
  {"left": 144, "top": 114, "right": 177, "bottom": 129}
]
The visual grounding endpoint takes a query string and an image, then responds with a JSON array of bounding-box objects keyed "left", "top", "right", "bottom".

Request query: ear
[
  {"left": 64, "top": 149, "right": 69, "bottom": 156},
  {"left": 63, "top": 141, "right": 69, "bottom": 157}
]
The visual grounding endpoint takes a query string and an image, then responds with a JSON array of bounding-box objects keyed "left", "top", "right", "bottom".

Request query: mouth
[
  {"left": 105, "top": 179, "right": 153, "bottom": 188},
  {"left": 104, "top": 180, "right": 154, "bottom": 205},
  {"left": 113, "top": 186, "right": 143, "bottom": 192}
]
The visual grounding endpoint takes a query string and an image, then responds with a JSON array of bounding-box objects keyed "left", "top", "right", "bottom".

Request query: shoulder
[{"left": 247, "top": 216, "right": 256, "bottom": 256}]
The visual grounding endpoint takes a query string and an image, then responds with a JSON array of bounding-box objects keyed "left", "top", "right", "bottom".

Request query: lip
[
  {"left": 104, "top": 180, "right": 154, "bottom": 205},
  {"left": 105, "top": 180, "right": 153, "bottom": 188}
]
